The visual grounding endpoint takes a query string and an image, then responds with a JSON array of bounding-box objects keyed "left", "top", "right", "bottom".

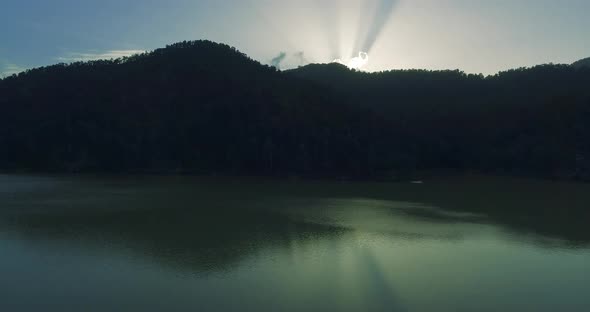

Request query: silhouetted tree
[{"left": 1, "top": 40, "right": 590, "bottom": 180}]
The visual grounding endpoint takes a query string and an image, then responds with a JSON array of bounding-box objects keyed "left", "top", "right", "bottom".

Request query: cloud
[
  {"left": 293, "top": 51, "right": 308, "bottom": 66},
  {"left": 270, "top": 51, "right": 310, "bottom": 70},
  {"left": 270, "top": 52, "right": 287, "bottom": 69},
  {"left": 57, "top": 50, "right": 145, "bottom": 62},
  {"left": 0, "top": 63, "right": 26, "bottom": 78}
]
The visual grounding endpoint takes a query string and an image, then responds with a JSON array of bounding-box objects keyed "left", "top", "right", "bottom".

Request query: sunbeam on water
[{"left": 2, "top": 175, "right": 590, "bottom": 311}]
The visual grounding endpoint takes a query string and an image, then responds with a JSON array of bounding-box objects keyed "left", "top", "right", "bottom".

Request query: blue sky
[{"left": 1, "top": 0, "right": 589, "bottom": 76}]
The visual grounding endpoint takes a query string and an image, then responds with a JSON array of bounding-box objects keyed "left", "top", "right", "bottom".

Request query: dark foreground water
[{"left": 0, "top": 174, "right": 589, "bottom": 311}]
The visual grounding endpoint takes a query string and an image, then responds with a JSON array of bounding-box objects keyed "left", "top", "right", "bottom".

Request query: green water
[{"left": 1, "top": 174, "right": 589, "bottom": 311}]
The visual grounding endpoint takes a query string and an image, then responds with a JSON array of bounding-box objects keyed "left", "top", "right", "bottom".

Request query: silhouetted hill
[
  {"left": 0, "top": 41, "right": 364, "bottom": 175},
  {"left": 287, "top": 63, "right": 354, "bottom": 83},
  {"left": 2, "top": 40, "right": 590, "bottom": 180},
  {"left": 572, "top": 57, "right": 590, "bottom": 69}
]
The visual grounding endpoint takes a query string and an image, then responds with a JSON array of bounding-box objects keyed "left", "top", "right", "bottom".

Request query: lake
[{"left": 0, "top": 174, "right": 589, "bottom": 311}]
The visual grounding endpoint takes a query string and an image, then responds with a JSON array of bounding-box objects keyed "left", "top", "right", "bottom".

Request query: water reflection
[
  {"left": 1, "top": 175, "right": 589, "bottom": 271},
  {"left": 1, "top": 175, "right": 590, "bottom": 311}
]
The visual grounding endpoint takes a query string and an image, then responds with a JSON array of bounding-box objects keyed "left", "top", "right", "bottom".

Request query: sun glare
[{"left": 333, "top": 52, "right": 369, "bottom": 70}]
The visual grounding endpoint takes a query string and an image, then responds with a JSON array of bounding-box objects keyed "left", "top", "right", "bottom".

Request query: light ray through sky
[
  {"left": 1, "top": 0, "right": 590, "bottom": 76},
  {"left": 352, "top": 0, "right": 397, "bottom": 57},
  {"left": 256, "top": 0, "right": 397, "bottom": 70}
]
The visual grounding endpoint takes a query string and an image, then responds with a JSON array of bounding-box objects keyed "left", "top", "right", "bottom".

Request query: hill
[
  {"left": 572, "top": 57, "right": 590, "bottom": 69},
  {"left": 0, "top": 41, "right": 368, "bottom": 175},
  {"left": 2, "top": 40, "right": 590, "bottom": 180}
]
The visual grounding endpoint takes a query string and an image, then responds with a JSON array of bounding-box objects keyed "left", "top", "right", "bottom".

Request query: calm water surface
[{"left": 1, "top": 174, "right": 589, "bottom": 311}]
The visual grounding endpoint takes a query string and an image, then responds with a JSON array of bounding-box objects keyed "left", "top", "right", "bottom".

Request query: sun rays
[{"left": 255, "top": 0, "right": 397, "bottom": 71}]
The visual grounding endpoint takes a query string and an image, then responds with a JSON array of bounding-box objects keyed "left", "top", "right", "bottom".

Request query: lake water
[{"left": 1, "top": 174, "right": 589, "bottom": 311}]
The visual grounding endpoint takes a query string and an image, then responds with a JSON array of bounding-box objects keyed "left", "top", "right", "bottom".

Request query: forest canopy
[{"left": 1, "top": 40, "right": 590, "bottom": 180}]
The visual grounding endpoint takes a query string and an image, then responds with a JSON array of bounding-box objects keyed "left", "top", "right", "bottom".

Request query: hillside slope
[
  {"left": 2, "top": 40, "right": 590, "bottom": 179},
  {"left": 572, "top": 57, "right": 590, "bottom": 69}
]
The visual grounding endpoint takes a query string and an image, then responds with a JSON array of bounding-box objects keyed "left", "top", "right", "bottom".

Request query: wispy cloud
[
  {"left": 0, "top": 63, "right": 26, "bottom": 78},
  {"left": 1, "top": 50, "right": 145, "bottom": 78},
  {"left": 57, "top": 50, "right": 145, "bottom": 62}
]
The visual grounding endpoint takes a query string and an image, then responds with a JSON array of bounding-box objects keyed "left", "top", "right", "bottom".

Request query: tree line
[{"left": 1, "top": 40, "right": 589, "bottom": 180}]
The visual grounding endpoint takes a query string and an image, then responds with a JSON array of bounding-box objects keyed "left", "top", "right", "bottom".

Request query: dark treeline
[{"left": 1, "top": 40, "right": 590, "bottom": 180}]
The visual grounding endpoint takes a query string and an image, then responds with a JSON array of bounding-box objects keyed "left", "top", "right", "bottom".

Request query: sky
[{"left": 1, "top": 0, "right": 589, "bottom": 76}]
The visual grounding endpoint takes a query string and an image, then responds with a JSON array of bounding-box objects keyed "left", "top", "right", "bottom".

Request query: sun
[{"left": 333, "top": 52, "right": 369, "bottom": 70}]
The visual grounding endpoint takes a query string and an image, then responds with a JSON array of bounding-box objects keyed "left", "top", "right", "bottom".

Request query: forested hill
[
  {"left": 1, "top": 40, "right": 590, "bottom": 180},
  {"left": 572, "top": 57, "right": 590, "bottom": 69}
]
